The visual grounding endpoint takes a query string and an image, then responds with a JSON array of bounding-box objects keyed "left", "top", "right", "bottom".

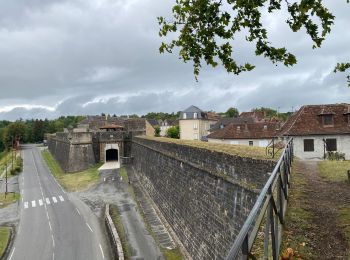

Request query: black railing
[{"left": 225, "top": 138, "right": 294, "bottom": 260}]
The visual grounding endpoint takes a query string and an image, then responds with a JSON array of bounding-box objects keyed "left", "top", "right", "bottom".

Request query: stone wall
[
  {"left": 131, "top": 137, "right": 275, "bottom": 260},
  {"left": 48, "top": 132, "right": 96, "bottom": 173}
]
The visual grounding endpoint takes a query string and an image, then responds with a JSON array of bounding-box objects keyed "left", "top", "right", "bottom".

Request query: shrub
[{"left": 326, "top": 151, "right": 345, "bottom": 161}]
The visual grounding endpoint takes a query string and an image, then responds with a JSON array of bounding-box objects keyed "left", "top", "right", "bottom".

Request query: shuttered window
[{"left": 304, "top": 139, "right": 314, "bottom": 152}]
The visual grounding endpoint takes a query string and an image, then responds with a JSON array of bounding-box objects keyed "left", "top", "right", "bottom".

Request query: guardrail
[{"left": 225, "top": 138, "right": 294, "bottom": 260}]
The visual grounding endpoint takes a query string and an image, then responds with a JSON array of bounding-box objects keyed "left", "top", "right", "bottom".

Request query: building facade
[{"left": 179, "top": 105, "right": 218, "bottom": 140}]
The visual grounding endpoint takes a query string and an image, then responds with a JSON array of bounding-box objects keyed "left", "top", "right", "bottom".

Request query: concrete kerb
[{"left": 105, "top": 204, "right": 124, "bottom": 260}]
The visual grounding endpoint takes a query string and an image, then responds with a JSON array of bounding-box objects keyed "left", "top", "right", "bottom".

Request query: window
[
  {"left": 249, "top": 141, "right": 253, "bottom": 146},
  {"left": 237, "top": 126, "right": 241, "bottom": 131},
  {"left": 304, "top": 139, "right": 314, "bottom": 152},
  {"left": 323, "top": 115, "right": 334, "bottom": 126},
  {"left": 194, "top": 133, "right": 198, "bottom": 140},
  {"left": 325, "top": 138, "right": 337, "bottom": 151},
  {"left": 193, "top": 112, "right": 197, "bottom": 119},
  {"left": 193, "top": 122, "right": 198, "bottom": 129},
  {"left": 183, "top": 113, "right": 187, "bottom": 119},
  {"left": 263, "top": 125, "right": 267, "bottom": 130}
]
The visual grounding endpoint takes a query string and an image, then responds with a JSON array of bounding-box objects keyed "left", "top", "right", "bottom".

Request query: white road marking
[
  {"left": 52, "top": 252, "right": 55, "bottom": 260},
  {"left": 31, "top": 200, "right": 36, "bottom": 208},
  {"left": 52, "top": 197, "right": 57, "bottom": 203},
  {"left": 46, "top": 198, "right": 51, "bottom": 204},
  {"left": 52, "top": 235, "right": 55, "bottom": 247},
  {"left": 59, "top": 195, "right": 64, "bottom": 202},
  {"left": 24, "top": 202, "right": 28, "bottom": 209},
  {"left": 9, "top": 247, "right": 15, "bottom": 260},
  {"left": 39, "top": 199, "right": 43, "bottom": 206},
  {"left": 46, "top": 211, "right": 50, "bottom": 220},
  {"left": 99, "top": 244, "right": 105, "bottom": 259},
  {"left": 103, "top": 177, "right": 106, "bottom": 182},
  {"left": 76, "top": 208, "right": 81, "bottom": 215},
  {"left": 112, "top": 177, "right": 114, "bottom": 181},
  {"left": 48, "top": 221, "right": 52, "bottom": 231},
  {"left": 86, "top": 223, "right": 93, "bottom": 233}
]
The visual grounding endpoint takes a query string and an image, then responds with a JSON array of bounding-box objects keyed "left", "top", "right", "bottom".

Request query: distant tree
[
  {"left": 129, "top": 114, "right": 140, "bottom": 118},
  {"left": 2, "top": 121, "right": 26, "bottom": 149},
  {"left": 158, "top": 0, "right": 349, "bottom": 84},
  {"left": 154, "top": 126, "right": 161, "bottom": 137},
  {"left": 226, "top": 107, "right": 239, "bottom": 118},
  {"left": 252, "top": 107, "right": 277, "bottom": 118},
  {"left": 166, "top": 125, "right": 180, "bottom": 139}
]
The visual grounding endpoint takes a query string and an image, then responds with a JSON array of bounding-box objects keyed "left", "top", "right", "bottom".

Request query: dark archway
[{"left": 106, "top": 149, "right": 118, "bottom": 162}]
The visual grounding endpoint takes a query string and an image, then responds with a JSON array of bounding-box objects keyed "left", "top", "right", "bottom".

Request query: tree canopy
[
  {"left": 225, "top": 107, "right": 239, "bottom": 118},
  {"left": 159, "top": 0, "right": 349, "bottom": 83}
]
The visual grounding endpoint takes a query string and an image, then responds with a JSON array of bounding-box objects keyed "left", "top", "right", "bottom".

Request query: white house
[{"left": 282, "top": 103, "right": 350, "bottom": 160}]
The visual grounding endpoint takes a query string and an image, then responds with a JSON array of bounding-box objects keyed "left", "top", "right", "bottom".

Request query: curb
[{"left": 105, "top": 204, "right": 124, "bottom": 260}]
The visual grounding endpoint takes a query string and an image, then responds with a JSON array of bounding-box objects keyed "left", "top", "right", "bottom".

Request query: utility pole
[
  {"left": 11, "top": 136, "right": 14, "bottom": 173},
  {"left": 5, "top": 161, "right": 7, "bottom": 198}
]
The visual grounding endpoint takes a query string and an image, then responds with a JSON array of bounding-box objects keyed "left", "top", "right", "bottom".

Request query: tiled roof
[
  {"left": 281, "top": 104, "right": 350, "bottom": 136},
  {"left": 240, "top": 111, "right": 265, "bottom": 121},
  {"left": 207, "top": 121, "right": 280, "bottom": 139},
  {"left": 210, "top": 117, "right": 255, "bottom": 132}
]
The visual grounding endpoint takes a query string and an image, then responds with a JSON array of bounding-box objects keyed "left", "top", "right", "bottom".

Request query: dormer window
[
  {"left": 237, "top": 126, "right": 240, "bottom": 131},
  {"left": 323, "top": 114, "right": 334, "bottom": 126},
  {"left": 263, "top": 125, "right": 267, "bottom": 130},
  {"left": 193, "top": 112, "right": 198, "bottom": 119}
]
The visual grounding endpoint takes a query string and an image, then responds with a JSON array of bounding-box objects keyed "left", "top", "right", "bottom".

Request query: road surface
[{"left": 10, "top": 145, "right": 110, "bottom": 260}]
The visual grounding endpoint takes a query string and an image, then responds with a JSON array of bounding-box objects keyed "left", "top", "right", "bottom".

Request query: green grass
[
  {"left": 0, "top": 193, "right": 20, "bottom": 209},
  {"left": 339, "top": 207, "right": 350, "bottom": 259},
  {"left": 138, "top": 136, "right": 278, "bottom": 160},
  {"left": 280, "top": 162, "right": 314, "bottom": 259},
  {"left": 120, "top": 168, "right": 129, "bottom": 183},
  {"left": 0, "top": 227, "right": 10, "bottom": 258},
  {"left": 319, "top": 160, "right": 350, "bottom": 182},
  {"left": 109, "top": 205, "right": 131, "bottom": 260},
  {"left": 42, "top": 150, "right": 101, "bottom": 192}
]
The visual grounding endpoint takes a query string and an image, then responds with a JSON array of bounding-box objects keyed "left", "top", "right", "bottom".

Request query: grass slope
[
  {"left": 137, "top": 136, "right": 278, "bottom": 160},
  {"left": 42, "top": 150, "right": 101, "bottom": 192},
  {"left": 319, "top": 160, "right": 350, "bottom": 182},
  {"left": 0, "top": 227, "right": 10, "bottom": 258}
]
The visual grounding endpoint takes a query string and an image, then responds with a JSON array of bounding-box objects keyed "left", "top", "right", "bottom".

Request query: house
[
  {"left": 209, "top": 117, "right": 255, "bottom": 133},
  {"left": 179, "top": 105, "right": 218, "bottom": 140},
  {"left": 207, "top": 120, "right": 281, "bottom": 147},
  {"left": 281, "top": 103, "right": 350, "bottom": 160},
  {"left": 159, "top": 119, "right": 178, "bottom": 137}
]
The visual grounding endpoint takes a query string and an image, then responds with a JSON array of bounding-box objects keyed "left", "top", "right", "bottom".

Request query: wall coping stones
[{"left": 105, "top": 204, "right": 124, "bottom": 260}]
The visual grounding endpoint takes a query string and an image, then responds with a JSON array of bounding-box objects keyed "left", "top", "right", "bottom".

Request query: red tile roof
[
  {"left": 239, "top": 111, "right": 265, "bottom": 121},
  {"left": 207, "top": 121, "right": 280, "bottom": 139},
  {"left": 281, "top": 104, "right": 350, "bottom": 136}
]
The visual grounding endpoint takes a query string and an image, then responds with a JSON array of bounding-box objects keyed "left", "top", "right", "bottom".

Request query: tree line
[{"left": 0, "top": 116, "right": 84, "bottom": 152}]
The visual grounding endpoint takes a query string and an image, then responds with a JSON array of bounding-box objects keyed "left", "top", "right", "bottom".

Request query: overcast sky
[{"left": 0, "top": 0, "right": 349, "bottom": 120}]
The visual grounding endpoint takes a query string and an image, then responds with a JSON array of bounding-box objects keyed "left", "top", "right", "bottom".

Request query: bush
[
  {"left": 325, "top": 151, "right": 345, "bottom": 161},
  {"left": 166, "top": 125, "right": 180, "bottom": 139},
  {"left": 154, "top": 126, "right": 161, "bottom": 137}
]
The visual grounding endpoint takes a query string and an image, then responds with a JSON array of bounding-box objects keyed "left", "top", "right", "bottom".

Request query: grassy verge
[
  {"left": 138, "top": 136, "right": 277, "bottom": 160},
  {"left": 0, "top": 227, "right": 10, "bottom": 258},
  {"left": 319, "top": 160, "right": 350, "bottom": 182},
  {"left": 339, "top": 207, "right": 350, "bottom": 258},
  {"left": 0, "top": 193, "right": 20, "bottom": 209},
  {"left": 109, "top": 205, "right": 131, "bottom": 260},
  {"left": 280, "top": 162, "right": 313, "bottom": 259},
  {"left": 42, "top": 150, "right": 101, "bottom": 192}
]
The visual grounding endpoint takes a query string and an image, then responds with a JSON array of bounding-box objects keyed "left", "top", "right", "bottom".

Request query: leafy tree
[
  {"left": 159, "top": 0, "right": 349, "bottom": 83},
  {"left": 2, "top": 121, "right": 26, "bottom": 149},
  {"left": 334, "top": 62, "right": 350, "bottom": 87},
  {"left": 166, "top": 125, "right": 180, "bottom": 139},
  {"left": 226, "top": 107, "right": 239, "bottom": 118},
  {"left": 154, "top": 126, "right": 161, "bottom": 137}
]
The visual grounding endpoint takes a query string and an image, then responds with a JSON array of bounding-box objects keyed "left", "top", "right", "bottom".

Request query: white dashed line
[
  {"left": 39, "top": 199, "right": 43, "bottom": 206},
  {"left": 99, "top": 244, "right": 105, "bottom": 259},
  {"left": 59, "top": 195, "right": 64, "bottom": 202},
  {"left": 48, "top": 221, "right": 52, "bottom": 231},
  {"left": 103, "top": 177, "right": 106, "bottom": 182},
  {"left": 76, "top": 208, "right": 81, "bottom": 215},
  {"left": 52, "top": 235, "right": 55, "bottom": 247},
  {"left": 9, "top": 247, "right": 15, "bottom": 260},
  {"left": 52, "top": 197, "right": 57, "bottom": 203},
  {"left": 46, "top": 198, "right": 51, "bottom": 204},
  {"left": 24, "top": 202, "right": 29, "bottom": 209},
  {"left": 31, "top": 200, "right": 36, "bottom": 208},
  {"left": 86, "top": 223, "right": 93, "bottom": 233}
]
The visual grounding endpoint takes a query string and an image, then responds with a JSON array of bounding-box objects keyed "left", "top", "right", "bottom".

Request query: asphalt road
[{"left": 10, "top": 145, "right": 110, "bottom": 260}]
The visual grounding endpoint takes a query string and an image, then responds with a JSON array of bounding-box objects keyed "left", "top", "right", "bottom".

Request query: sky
[{"left": 0, "top": 0, "right": 349, "bottom": 120}]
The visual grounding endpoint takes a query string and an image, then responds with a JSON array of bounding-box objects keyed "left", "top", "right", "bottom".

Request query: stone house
[
  {"left": 207, "top": 120, "right": 281, "bottom": 147},
  {"left": 179, "top": 105, "right": 219, "bottom": 140},
  {"left": 281, "top": 103, "right": 350, "bottom": 160}
]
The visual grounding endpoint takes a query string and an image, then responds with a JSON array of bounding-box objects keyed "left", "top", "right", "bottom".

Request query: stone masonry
[{"left": 131, "top": 137, "right": 275, "bottom": 260}]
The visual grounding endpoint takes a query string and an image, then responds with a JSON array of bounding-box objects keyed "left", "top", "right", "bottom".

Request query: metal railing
[{"left": 225, "top": 138, "right": 294, "bottom": 260}]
